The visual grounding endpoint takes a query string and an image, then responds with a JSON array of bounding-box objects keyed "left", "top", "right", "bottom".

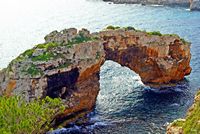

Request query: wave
[{"left": 149, "top": 4, "right": 164, "bottom": 7}]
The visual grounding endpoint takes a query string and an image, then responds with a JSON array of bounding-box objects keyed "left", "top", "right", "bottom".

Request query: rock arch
[
  {"left": 99, "top": 30, "right": 191, "bottom": 85},
  {"left": 0, "top": 28, "right": 191, "bottom": 128}
]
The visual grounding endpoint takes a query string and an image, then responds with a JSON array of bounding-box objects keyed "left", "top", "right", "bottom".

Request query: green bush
[
  {"left": 0, "top": 96, "right": 65, "bottom": 134},
  {"left": 124, "top": 26, "right": 136, "bottom": 31},
  {"left": 106, "top": 25, "right": 120, "bottom": 30},
  {"left": 147, "top": 31, "right": 162, "bottom": 36}
]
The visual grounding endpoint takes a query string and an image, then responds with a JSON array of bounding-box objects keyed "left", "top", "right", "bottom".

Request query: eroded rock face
[
  {"left": 104, "top": 0, "right": 200, "bottom": 11},
  {"left": 0, "top": 28, "right": 105, "bottom": 127},
  {"left": 0, "top": 27, "right": 191, "bottom": 128},
  {"left": 99, "top": 29, "right": 191, "bottom": 84}
]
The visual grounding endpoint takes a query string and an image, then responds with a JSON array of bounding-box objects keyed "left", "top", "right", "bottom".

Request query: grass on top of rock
[
  {"left": 147, "top": 31, "right": 162, "bottom": 36},
  {"left": 106, "top": 25, "right": 136, "bottom": 31},
  {"left": 36, "top": 42, "right": 59, "bottom": 50},
  {"left": 106, "top": 25, "right": 121, "bottom": 30},
  {"left": 32, "top": 52, "right": 56, "bottom": 62},
  {"left": 124, "top": 26, "right": 136, "bottom": 31},
  {"left": 7, "top": 48, "right": 36, "bottom": 72},
  {"left": 6, "top": 34, "right": 96, "bottom": 72},
  {"left": 171, "top": 90, "right": 200, "bottom": 134},
  {"left": 0, "top": 96, "right": 65, "bottom": 134},
  {"left": 66, "top": 33, "right": 96, "bottom": 48},
  {"left": 11, "top": 42, "right": 59, "bottom": 62}
]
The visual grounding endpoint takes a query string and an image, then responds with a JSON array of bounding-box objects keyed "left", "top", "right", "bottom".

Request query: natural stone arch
[
  {"left": 99, "top": 29, "right": 191, "bottom": 85},
  {"left": 0, "top": 28, "right": 192, "bottom": 129}
]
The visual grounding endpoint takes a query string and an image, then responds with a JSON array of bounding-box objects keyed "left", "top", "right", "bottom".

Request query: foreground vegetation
[
  {"left": 0, "top": 96, "right": 65, "bottom": 134},
  {"left": 170, "top": 90, "right": 200, "bottom": 134}
]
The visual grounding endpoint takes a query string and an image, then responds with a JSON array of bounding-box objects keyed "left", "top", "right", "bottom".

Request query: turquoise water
[{"left": 1, "top": 0, "right": 200, "bottom": 133}]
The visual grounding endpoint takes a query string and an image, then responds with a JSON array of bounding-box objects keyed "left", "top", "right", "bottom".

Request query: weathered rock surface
[
  {"left": 104, "top": 0, "right": 200, "bottom": 11},
  {"left": 0, "top": 28, "right": 105, "bottom": 127},
  {"left": 100, "top": 29, "right": 191, "bottom": 84},
  {"left": 0, "top": 27, "right": 191, "bottom": 128}
]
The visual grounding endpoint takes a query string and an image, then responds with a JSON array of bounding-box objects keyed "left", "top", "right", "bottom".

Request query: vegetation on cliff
[
  {"left": 168, "top": 90, "right": 200, "bottom": 134},
  {"left": 66, "top": 33, "right": 95, "bottom": 48},
  {"left": 147, "top": 31, "right": 162, "bottom": 36},
  {"left": 6, "top": 31, "right": 98, "bottom": 77},
  {"left": 106, "top": 25, "right": 121, "bottom": 30},
  {"left": 106, "top": 25, "right": 135, "bottom": 31},
  {"left": 0, "top": 96, "right": 65, "bottom": 134}
]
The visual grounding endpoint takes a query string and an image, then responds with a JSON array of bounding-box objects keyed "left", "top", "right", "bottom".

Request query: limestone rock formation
[
  {"left": 0, "top": 27, "right": 191, "bottom": 128},
  {"left": 167, "top": 90, "right": 200, "bottom": 134},
  {"left": 103, "top": 0, "right": 200, "bottom": 11},
  {"left": 100, "top": 29, "right": 191, "bottom": 84},
  {"left": 0, "top": 28, "right": 105, "bottom": 127}
]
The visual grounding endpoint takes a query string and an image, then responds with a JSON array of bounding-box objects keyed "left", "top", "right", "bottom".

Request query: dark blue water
[{"left": 1, "top": 0, "right": 200, "bottom": 133}]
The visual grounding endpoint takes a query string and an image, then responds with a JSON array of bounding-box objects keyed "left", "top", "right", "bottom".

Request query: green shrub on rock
[
  {"left": 124, "top": 26, "right": 136, "bottom": 31},
  {"left": 106, "top": 25, "right": 120, "bottom": 30},
  {"left": 147, "top": 31, "right": 162, "bottom": 36},
  {"left": 0, "top": 96, "right": 65, "bottom": 134}
]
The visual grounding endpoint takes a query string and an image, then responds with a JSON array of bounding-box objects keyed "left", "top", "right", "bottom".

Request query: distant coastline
[{"left": 103, "top": 0, "right": 200, "bottom": 11}]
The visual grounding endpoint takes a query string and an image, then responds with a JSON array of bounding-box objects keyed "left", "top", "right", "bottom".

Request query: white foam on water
[{"left": 150, "top": 4, "right": 164, "bottom": 7}]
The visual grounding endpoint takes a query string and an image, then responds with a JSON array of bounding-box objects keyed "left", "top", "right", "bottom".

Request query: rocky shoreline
[
  {"left": 167, "top": 90, "right": 200, "bottom": 134},
  {"left": 103, "top": 0, "right": 200, "bottom": 11},
  {"left": 0, "top": 26, "right": 192, "bottom": 131}
]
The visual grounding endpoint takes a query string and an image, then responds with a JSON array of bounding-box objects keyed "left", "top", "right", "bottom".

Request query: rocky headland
[
  {"left": 167, "top": 90, "right": 200, "bottom": 134},
  {"left": 0, "top": 26, "right": 191, "bottom": 130},
  {"left": 103, "top": 0, "right": 200, "bottom": 11}
]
